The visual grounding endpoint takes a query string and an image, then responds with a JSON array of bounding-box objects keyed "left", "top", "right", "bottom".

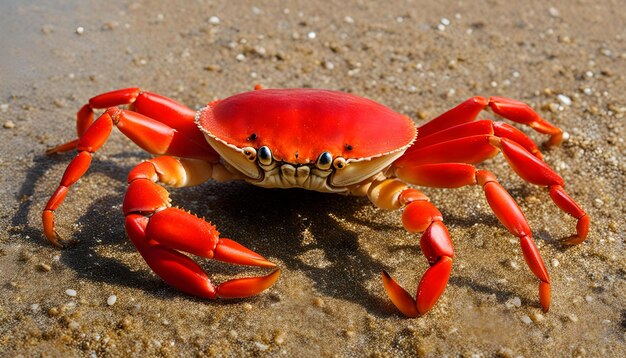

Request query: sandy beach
[{"left": 0, "top": 0, "right": 624, "bottom": 356}]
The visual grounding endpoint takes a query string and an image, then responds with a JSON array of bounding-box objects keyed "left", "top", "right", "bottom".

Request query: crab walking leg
[
  {"left": 42, "top": 109, "right": 217, "bottom": 247},
  {"left": 395, "top": 135, "right": 589, "bottom": 243},
  {"left": 416, "top": 96, "right": 562, "bottom": 148},
  {"left": 124, "top": 156, "right": 280, "bottom": 299},
  {"left": 393, "top": 164, "right": 554, "bottom": 311},
  {"left": 476, "top": 170, "right": 551, "bottom": 311},
  {"left": 47, "top": 88, "right": 212, "bottom": 155},
  {"left": 368, "top": 180, "right": 454, "bottom": 317},
  {"left": 411, "top": 120, "right": 545, "bottom": 160}
]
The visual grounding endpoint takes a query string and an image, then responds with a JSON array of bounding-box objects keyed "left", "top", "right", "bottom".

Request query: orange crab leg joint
[{"left": 379, "top": 187, "right": 454, "bottom": 317}]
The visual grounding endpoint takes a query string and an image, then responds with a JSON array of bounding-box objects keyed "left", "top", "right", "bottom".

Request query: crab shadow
[
  {"left": 17, "top": 153, "right": 550, "bottom": 314},
  {"left": 12, "top": 152, "right": 176, "bottom": 297}
]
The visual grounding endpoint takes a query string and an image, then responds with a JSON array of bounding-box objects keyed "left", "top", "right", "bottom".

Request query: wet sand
[{"left": 0, "top": 0, "right": 624, "bottom": 356}]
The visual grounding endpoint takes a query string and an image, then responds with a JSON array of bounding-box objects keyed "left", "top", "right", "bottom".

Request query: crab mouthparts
[{"left": 250, "top": 161, "right": 337, "bottom": 192}]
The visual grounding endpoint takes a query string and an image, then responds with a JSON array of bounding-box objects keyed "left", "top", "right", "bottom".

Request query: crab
[{"left": 42, "top": 87, "right": 589, "bottom": 317}]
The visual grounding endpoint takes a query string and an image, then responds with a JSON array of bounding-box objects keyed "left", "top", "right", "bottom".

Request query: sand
[{"left": 0, "top": 0, "right": 624, "bottom": 356}]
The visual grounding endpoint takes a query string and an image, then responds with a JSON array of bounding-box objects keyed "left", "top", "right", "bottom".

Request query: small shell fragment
[{"left": 107, "top": 294, "right": 117, "bottom": 306}]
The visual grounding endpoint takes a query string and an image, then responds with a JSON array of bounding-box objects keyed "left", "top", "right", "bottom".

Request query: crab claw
[
  {"left": 126, "top": 214, "right": 280, "bottom": 299},
  {"left": 214, "top": 238, "right": 277, "bottom": 268},
  {"left": 143, "top": 208, "right": 276, "bottom": 268},
  {"left": 382, "top": 256, "right": 453, "bottom": 317},
  {"left": 42, "top": 210, "right": 65, "bottom": 248},
  {"left": 382, "top": 271, "right": 419, "bottom": 317},
  {"left": 217, "top": 269, "right": 282, "bottom": 298}
]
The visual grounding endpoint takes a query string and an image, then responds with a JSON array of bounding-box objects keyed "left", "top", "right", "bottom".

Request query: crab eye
[
  {"left": 242, "top": 147, "right": 257, "bottom": 161},
  {"left": 258, "top": 146, "right": 273, "bottom": 165},
  {"left": 333, "top": 157, "right": 346, "bottom": 170},
  {"left": 316, "top": 151, "right": 333, "bottom": 170}
]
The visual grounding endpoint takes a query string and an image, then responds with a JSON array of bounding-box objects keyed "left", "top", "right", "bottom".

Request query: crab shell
[{"left": 196, "top": 88, "right": 416, "bottom": 191}]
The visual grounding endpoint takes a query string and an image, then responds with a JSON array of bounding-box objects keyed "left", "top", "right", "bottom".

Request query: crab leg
[
  {"left": 47, "top": 88, "right": 211, "bottom": 155},
  {"left": 395, "top": 135, "right": 588, "bottom": 243},
  {"left": 416, "top": 96, "right": 562, "bottom": 147},
  {"left": 368, "top": 180, "right": 453, "bottom": 317},
  {"left": 476, "top": 170, "right": 551, "bottom": 311},
  {"left": 386, "top": 167, "right": 551, "bottom": 312},
  {"left": 42, "top": 109, "right": 217, "bottom": 247},
  {"left": 411, "top": 120, "right": 544, "bottom": 160},
  {"left": 122, "top": 156, "right": 279, "bottom": 299}
]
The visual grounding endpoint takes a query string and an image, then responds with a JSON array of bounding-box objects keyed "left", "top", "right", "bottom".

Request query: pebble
[
  {"left": 505, "top": 296, "right": 522, "bottom": 309},
  {"left": 557, "top": 94, "right": 572, "bottom": 106},
  {"left": 509, "top": 261, "right": 520, "bottom": 270},
  {"left": 65, "top": 289, "right": 77, "bottom": 297},
  {"left": 48, "top": 307, "right": 60, "bottom": 317},
  {"left": 551, "top": 258, "right": 560, "bottom": 267},
  {"left": 75, "top": 26, "right": 84, "bottom": 35},
  {"left": 585, "top": 295, "right": 593, "bottom": 303},
  {"left": 100, "top": 18, "right": 120, "bottom": 29},
  {"left": 31, "top": 304, "right": 40, "bottom": 312},
  {"left": 530, "top": 312, "right": 544, "bottom": 322},
  {"left": 313, "top": 297, "right": 325, "bottom": 307},
  {"left": 568, "top": 314, "right": 579, "bottom": 322},
  {"left": 344, "top": 16, "right": 354, "bottom": 24},
  {"left": 37, "top": 263, "right": 51, "bottom": 272},
  {"left": 3, "top": 121, "right": 15, "bottom": 129},
  {"left": 107, "top": 295, "right": 117, "bottom": 306},
  {"left": 208, "top": 16, "right": 220, "bottom": 24},
  {"left": 119, "top": 316, "right": 132, "bottom": 330},
  {"left": 274, "top": 331, "right": 286, "bottom": 344},
  {"left": 205, "top": 64, "right": 222, "bottom": 72},
  {"left": 323, "top": 61, "right": 334, "bottom": 70},
  {"left": 254, "top": 342, "right": 269, "bottom": 351},
  {"left": 520, "top": 315, "right": 532, "bottom": 325},
  {"left": 497, "top": 347, "right": 514, "bottom": 358},
  {"left": 0, "top": 103, "right": 8, "bottom": 112},
  {"left": 593, "top": 198, "right": 604, "bottom": 208},
  {"left": 41, "top": 25, "right": 54, "bottom": 34},
  {"left": 548, "top": 7, "right": 560, "bottom": 18},
  {"left": 307, "top": 31, "right": 316, "bottom": 39}
]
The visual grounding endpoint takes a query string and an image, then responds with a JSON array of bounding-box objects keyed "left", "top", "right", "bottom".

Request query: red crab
[{"left": 42, "top": 87, "right": 589, "bottom": 317}]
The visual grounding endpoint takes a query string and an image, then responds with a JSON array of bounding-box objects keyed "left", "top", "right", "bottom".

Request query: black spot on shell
[
  {"left": 247, "top": 133, "right": 257, "bottom": 141},
  {"left": 345, "top": 144, "right": 353, "bottom": 151}
]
